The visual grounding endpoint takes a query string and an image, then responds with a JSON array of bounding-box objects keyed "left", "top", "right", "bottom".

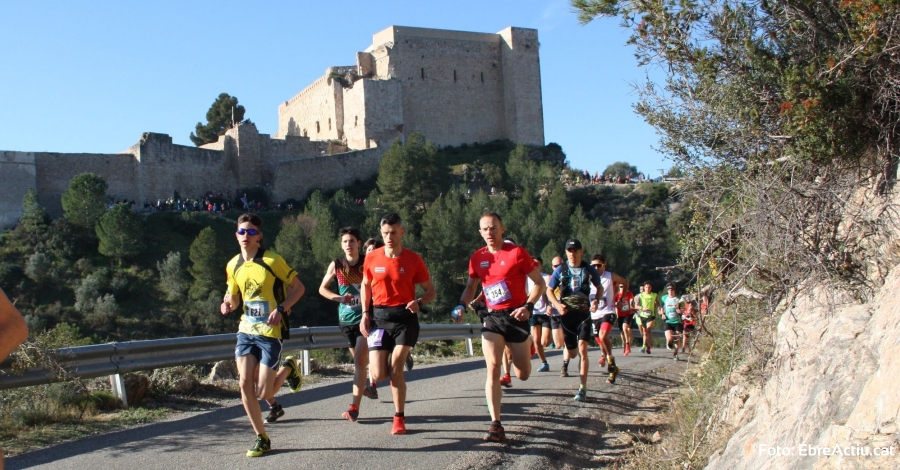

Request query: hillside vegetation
[{"left": 0, "top": 136, "right": 685, "bottom": 343}]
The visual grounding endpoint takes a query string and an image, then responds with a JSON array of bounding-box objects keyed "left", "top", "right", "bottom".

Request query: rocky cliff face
[{"left": 706, "top": 190, "right": 900, "bottom": 469}]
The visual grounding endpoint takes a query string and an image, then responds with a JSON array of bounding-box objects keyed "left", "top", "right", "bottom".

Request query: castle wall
[
  {"left": 272, "top": 147, "right": 385, "bottom": 201},
  {"left": 0, "top": 152, "right": 38, "bottom": 228},
  {"left": 388, "top": 28, "right": 508, "bottom": 147},
  {"left": 499, "top": 27, "right": 545, "bottom": 146},
  {"left": 276, "top": 75, "right": 342, "bottom": 141},
  {"left": 130, "top": 133, "right": 239, "bottom": 203},
  {"left": 32, "top": 152, "right": 137, "bottom": 218},
  {"left": 343, "top": 78, "right": 403, "bottom": 149}
]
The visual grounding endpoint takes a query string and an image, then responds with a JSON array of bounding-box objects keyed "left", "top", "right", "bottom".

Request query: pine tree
[
  {"left": 61, "top": 173, "right": 108, "bottom": 229},
  {"left": 188, "top": 227, "right": 220, "bottom": 300},
  {"left": 96, "top": 203, "right": 145, "bottom": 262},
  {"left": 18, "top": 188, "right": 50, "bottom": 244},
  {"left": 190, "top": 93, "right": 246, "bottom": 146}
]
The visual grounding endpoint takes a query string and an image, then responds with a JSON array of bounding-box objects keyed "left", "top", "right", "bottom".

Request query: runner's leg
[
  {"left": 389, "top": 345, "right": 411, "bottom": 413},
  {"left": 531, "top": 324, "right": 547, "bottom": 363},
  {"left": 351, "top": 336, "right": 369, "bottom": 407},
  {"left": 482, "top": 332, "right": 506, "bottom": 421},
  {"left": 237, "top": 355, "right": 267, "bottom": 436}
]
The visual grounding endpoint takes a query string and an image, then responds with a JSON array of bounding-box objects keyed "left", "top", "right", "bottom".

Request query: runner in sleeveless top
[
  {"left": 360, "top": 213, "right": 435, "bottom": 435},
  {"left": 615, "top": 284, "right": 636, "bottom": 355},
  {"left": 681, "top": 297, "right": 698, "bottom": 354},
  {"left": 635, "top": 281, "right": 660, "bottom": 354},
  {"left": 220, "top": 213, "right": 306, "bottom": 457},
  {"left": 546, "top": 239, "right": 602, "bottom": 402},
  {"left": 588, "top": 255, "right": 629, "bottom": 384},
  {"left": 319, "top": 227, "right": 372, "bottom": 422},
  {"left": 527, "top": 255, "right": 553, "bottom": 372},
  {"left": 456, "top": 212, "right": 545, "bottom": 441}
]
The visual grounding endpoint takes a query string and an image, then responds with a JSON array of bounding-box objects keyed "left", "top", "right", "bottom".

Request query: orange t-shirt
[{"left": 363, "top": 248, "right": 430, "bottom": 307}]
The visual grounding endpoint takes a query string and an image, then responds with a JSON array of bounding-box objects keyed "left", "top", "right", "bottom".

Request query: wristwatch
[
  {"left": 416, "top": 299, "right": 424, "bottom": 309},
  {"left": 276, "top": 305, "right": 285, "bottom": 314},
  {"left": 524, "top": 302, "right": 535, "bottom": 314}
]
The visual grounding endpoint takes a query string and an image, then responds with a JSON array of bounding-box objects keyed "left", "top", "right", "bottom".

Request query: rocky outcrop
[{"left": 707, "top": 191, "right": 900, "bottom": 469}]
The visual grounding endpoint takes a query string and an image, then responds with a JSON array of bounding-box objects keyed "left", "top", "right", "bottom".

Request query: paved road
[{"left": 8, "top": 348, "right": 686, "bottom": 470}]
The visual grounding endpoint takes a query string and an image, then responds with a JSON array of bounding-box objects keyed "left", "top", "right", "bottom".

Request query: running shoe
[
  {"left": 646, "top": 345, "right": 652, "bottom": 354},
  {"left": 363, "top": 383, "right": 378, "bottom": 400},
  {"left": 673, "top": 349, "right": 679, "bottom": 361},
  {"left": 680, "top": 347, "right": 686, "bottom": 353},
  {"left": 342, "top": 404, "right": 359, "bottom": 422},
  {"left": 640, "top": 345, "right": 646, "bottom": 353},
  {"left": 667, "top": 341, "right": 674, "bottom": 350},
  {"left": 598, "top": 355, "right": 607, "bottom": 367},
  {"left": 405, "top": 352, "right": 414, "bottom": 371},
  {"left": 607, "top": 356, "right": 617, "bottom": 374},
  {"left": 607, "top": 365, "right": 620, "bottom": 384},
  {"left": 574, "top": 388, "right": 587, "bottom": 402},
  {"left": 483, "top": 422, "right": 506, "bottom": 442},
  {"left": 549, "top": 342, "right": 556, "bottom": 349},
  {"left": 246, "top": 434, "right": 271, "bottom": 458},
  {"left": 391, "top": 416, "right": 407, "bottom": 434},
  {"left": 499, "top": 373, "right": 512, "bottom": 387},
  {"left": 282, "top": 356, "right": 302, "bottom": 393},
  {"left": 538, "top": 362, "right": 550, "bottom": 372},
  {"left": 624, "top": 344, "right": 631, "bottom": 356},
  {"left": 264, "top": 403, "right": 284, "bottom": 423},
  {"left": 560, "top": 364, "right": 569, "bottom": 377}
]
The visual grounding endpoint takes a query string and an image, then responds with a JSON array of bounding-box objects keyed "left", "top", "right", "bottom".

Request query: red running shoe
[
  {"left": 342, "top": 405, "right": 359, "bottom": 422},
  {"left": 624, "top": 344, "right": 631, "bottom": 356},
  {"left": 499, "top": 373, "right": 512, "bottom": 387},
  {"left": 598, "top": 355, "right": 607, "bottom": 367},
  {"left": 391, "top": 416, "right": 407, "bottom": 434}
]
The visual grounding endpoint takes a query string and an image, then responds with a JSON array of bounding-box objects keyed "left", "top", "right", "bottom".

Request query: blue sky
[{"left": 0, "top": 0, "right": 671, "bottom": 178}]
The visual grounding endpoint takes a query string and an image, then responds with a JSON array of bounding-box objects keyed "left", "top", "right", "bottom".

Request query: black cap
[
  {"left": 666, "top": 282, "right": 676, "bottom": 290},
  {"left": 565, "top": 239, "right": 582, "bottom": 251}
]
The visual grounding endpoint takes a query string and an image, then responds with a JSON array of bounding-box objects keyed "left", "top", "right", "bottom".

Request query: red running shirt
[
  {"left": 615, "top": 290, "right": 635, "bottom": 317},
  {"left": 468, "top": 244, "right": 537, "bottom": 310},
  {"left": 363, "top": 248, "right": 430, "bottom": 307}
]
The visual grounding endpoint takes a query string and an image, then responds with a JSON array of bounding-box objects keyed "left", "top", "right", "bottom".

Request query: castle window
[
  {"left": 421, "top": 68, "right": 425, "bottom": 80},
  {"left": 355, "top": 116, "right": 358, "bottom": 127},
  {"left": 453, "top": 70, "right": 457, "bottom": 82},
  {"left": 328, "top": 118, "right": 332, "bottom": 131},
  {"left": 481, "top": 72, "right": 484, "bottom": 83},
  {"left": 316, "top": 121, "right": 320, "bottom": 133}
]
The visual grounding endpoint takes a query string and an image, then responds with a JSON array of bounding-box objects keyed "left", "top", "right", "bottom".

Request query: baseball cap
[
  {"left": 565, "top": 239, "right": 582, "bottom": 251},
  {"left": 665, "top": 282, "right": 676, "bottom": 290}
]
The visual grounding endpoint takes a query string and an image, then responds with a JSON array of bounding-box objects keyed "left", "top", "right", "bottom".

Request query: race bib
[
  {"left": 245, "top": 301, "right": 270, "bottom": 323},
  {"left": 347, "top": 295, "right": 361, "bottom": 308},
  {"left": 591, "top": 322, "right": 598, "bottom": 336},
  {"left": 619, "top": 301, "right": 630, "bottom": 312},
  {"left": 367, "top": 329, "right": 385, "bottom": 348},
  {"left": 484, "top": 280, "right": 512, "bottom": 305},
  {"left": 597, "top": 298, "right": 607, "bottom": 310},
  {"left": 569, "top": 274, "right": 583, "bottom": 292}
]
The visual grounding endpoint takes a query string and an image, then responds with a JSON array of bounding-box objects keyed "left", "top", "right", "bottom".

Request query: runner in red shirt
[
  {"left": 456, "top": 212, "right": 546, "bottom": 442},
  {"left": 360, "top": 213, "right": 435, "bottom": 435},
  {"left": 614, "top": 284, "right": 636, "bottom": 355}
]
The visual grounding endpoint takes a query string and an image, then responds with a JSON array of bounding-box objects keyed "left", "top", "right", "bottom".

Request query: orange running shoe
[{"left": 624, "top": 344, "right": 631, "bottom": 356}]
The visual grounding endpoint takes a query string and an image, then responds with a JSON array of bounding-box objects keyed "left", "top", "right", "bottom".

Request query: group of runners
[{"left": 221, "top": 211, "right": 699, "bottom": 457}]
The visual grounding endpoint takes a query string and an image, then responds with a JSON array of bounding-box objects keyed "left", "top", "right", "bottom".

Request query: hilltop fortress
[{"left": 0, "top": 25, "right": 543, "bottom": 228}]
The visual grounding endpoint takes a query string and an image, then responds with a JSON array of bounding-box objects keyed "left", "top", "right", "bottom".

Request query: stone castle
[{"left": 0, "top": 25, "right": 544, "bottom": 228}]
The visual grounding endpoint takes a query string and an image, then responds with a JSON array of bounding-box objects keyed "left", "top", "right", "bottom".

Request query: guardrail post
[
  {"left": 301, "top": 350, "right": 310, "bottom": 376},
  {"left": 109, "top": 374, "right": 129, "bottom": 408},
  {"left": 466, "top": 338, "right": 474, "bottom": 356}
]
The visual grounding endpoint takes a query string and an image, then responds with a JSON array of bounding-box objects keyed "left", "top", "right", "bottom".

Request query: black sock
[
  {"left": 563, "top": 360, "right": 570, "bottom": 367},
  {"left": 269, "top": 401, "right": 279, "bottom": 409},
  {"left": 395, "top": 412, "right": 404, "bottom": 418}
]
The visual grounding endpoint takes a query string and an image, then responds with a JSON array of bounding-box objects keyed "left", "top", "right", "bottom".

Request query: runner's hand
[
  {"left": 340, "top": 293, "right": 354, "bottom": 304},
  {"left": 406, "top": 299, "right": 420, "bottom": 314},
  {"left": 220, "top": 300, "right": 233, "bottom": 315},
  {"left": 267, "top": 310, "right": 282, "bottom": 326},
  {"left": 557, "top": 303, "right": 568, "bottom": 315},
  {"left": 360, "top": 314, "right": 370, "bottom": 337},
  {"left": 510, "top": 307, "right": 530, "bottom": 322}
]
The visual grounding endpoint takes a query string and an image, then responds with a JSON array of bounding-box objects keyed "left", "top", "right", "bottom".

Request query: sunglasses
[
  {"left": 552, "top": 264, "right": 561, "bottom": 269},
  {"left": 236, "top": 228, "right": 260, "bottom": 236}
]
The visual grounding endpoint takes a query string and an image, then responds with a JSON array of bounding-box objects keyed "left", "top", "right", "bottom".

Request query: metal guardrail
[{"left": 0, "top": 324, "right": 482, "bottom": 392}]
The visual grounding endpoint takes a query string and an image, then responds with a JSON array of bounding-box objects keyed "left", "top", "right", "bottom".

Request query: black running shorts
[
  {"left": 340, "top": 323, "right": 365, "bottom": 347},
  {"left": 617, "top": 315, "right": 636, "bottom": 329},
  {"left": 530, "top": 313, "right": 551, "bottom": 328},
  {"left": 550, "top": 315, "right": 563, "bottom": 330},
  {"left": 560, "top": 313, "right": 591, "bottom": 350},
  {"left": 370, "top": 306, "right": 420, "bottom": 351},
  {"left": 482, "top": 313, "right": 531, "bottom": 343},
  {"left": 664, "top": 322, "right": 684, "bottom": 333}
]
